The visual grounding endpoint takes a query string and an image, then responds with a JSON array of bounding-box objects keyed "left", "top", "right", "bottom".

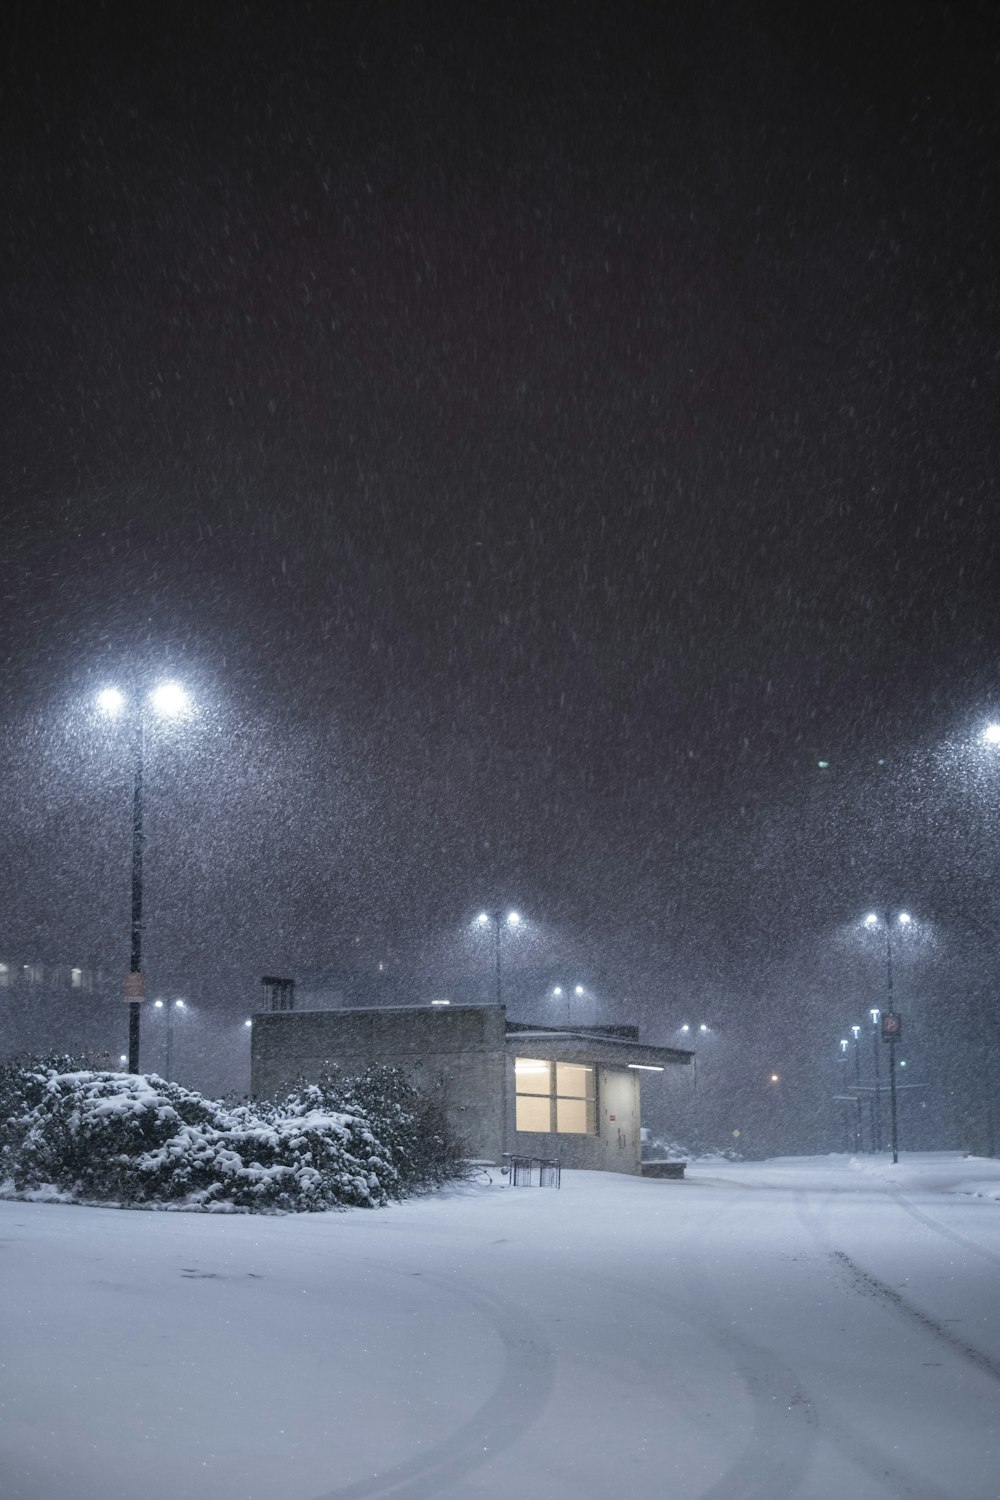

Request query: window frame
[{"left": 514, "top": 1057, "right": 598, "bottom": 1136}]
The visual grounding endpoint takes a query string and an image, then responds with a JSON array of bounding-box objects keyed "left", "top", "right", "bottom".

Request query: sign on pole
[
  {"left": 881, "top": 1011, "right": 902, "bottom": 1042},
  {"left": 123, "top": 971, "right": 145, "bottom": 1000}
]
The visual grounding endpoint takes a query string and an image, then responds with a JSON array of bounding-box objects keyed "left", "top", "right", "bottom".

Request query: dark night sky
[{"left": 3, "top": 2, "right": 1000, "bottom": 1106}]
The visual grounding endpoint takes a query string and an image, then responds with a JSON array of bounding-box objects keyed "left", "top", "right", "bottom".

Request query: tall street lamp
[
  {"left": 153, "top": 998, "right": 186, "bottom": 1082},
  {"left": 477, "top": 909, "right": 521, "bottom": 1007},
  {"left": 98, "top": 680, "right": 191, "bottom": 1073}
]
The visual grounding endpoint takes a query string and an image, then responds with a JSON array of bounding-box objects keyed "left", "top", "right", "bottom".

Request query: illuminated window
[
  {"left": 514, "top": 1058, "right": 596, "bottom": 1134},
  {"left": 0, "top": 963, "right": 9, "bottom": 988}
]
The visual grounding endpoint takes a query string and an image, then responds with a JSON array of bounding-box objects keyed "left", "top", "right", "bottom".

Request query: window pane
[
  {"left": 556, "top": 1063, "right": 594, "bottom": 1099},
  {"left": 514, "top": 1058, "right": 551, "bottom": 1095},
  {"left": 516, "top": 1094, "right": 552, "bottom": 1132},
  {"left": 556, "top": 1096, "right": 591, "bottom": 1133}
]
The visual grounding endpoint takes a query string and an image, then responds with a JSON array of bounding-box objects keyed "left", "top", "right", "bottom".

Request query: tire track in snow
[
  {"left": 308, "top": 1273, "right": 556, "bottom": 1500},
  {"left": 887, "top": 1189, "right": 1000, "bottom": 1269},
  {"left": 832, "top": 1249, "right": 1000, "bottom": 1386}
]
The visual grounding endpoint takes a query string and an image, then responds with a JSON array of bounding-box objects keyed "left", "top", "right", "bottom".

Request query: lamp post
[
  {"left": 98, "top": 680, "right": 190, "bottom": 1073},
  {"left": 851, "top": 1023, "right": 863, "bottom": 1150},
  {"left": 862, "top": 910, "right": 912, "bottom": 1154},
  {"left": 153, "top": 998, "right": 186, "bottom": 1082},
  {"left": 477, "top": 909, "right": 521, "bottom": 1008}
]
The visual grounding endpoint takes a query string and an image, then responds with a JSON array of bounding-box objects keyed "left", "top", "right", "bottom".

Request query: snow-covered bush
[
  {"left": 279, "top": 1065, "right": 468, "bottom": 1195},
  {"left": 0, "top": 1059, "right": 414, "bottom": 1212}
]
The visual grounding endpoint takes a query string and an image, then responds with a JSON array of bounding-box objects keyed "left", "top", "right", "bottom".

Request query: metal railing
[{"left": 502, "top": 1153, "right": 561, "bottom": 1188}]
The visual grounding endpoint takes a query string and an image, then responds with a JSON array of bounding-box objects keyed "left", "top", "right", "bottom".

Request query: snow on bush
[
  {"left": 283, "top": 1065, "right": 467, "bottom": 1194},
  {"left": 0, "top": 1057, "right": 463, "bottom": 1213}
]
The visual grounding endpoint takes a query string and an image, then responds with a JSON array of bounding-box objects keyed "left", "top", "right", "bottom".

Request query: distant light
[
  {"left": 899, "top": 1059, "right": 907, "bottom": 1068},
  {"left": 817, "top": 760, "right": 829, "bottom": 769},
  {"left": 627, "top": 1063, "right": 664, "bottom": 1072},
  {"left": 552, "top": 986, "right": 563, "bottom": 997},
  {"left": 477, "top": 912, "right": 490, "bottom": 926},
  {"left": 680, "top": 1024, "right": 690, "bottom": 1033},
  {"left": 699, "top": 1023, "right": 710, "bottom": 1033},
  {"left": 119, "top": 1054, "right": 128, "bottom": 1064},
  {"left": 154, "top": 999, "right": 164, "bottom": 1009},
  {"left": 175, "top": 999, "right": 185, "bottom": 1009},
  {"left": 840, "top": 1039, "right": 849, "bottom": 1052},
  {"left": 149, "top": 680, "right": 190, "bottom": 718},
  {"left": 244, "top": 1019, "right": 252, "bottom": 1028},
  {"left": 897, "top": 912, "right": 911, "bottom": 926},
  {"left": 507, "top": 910, "right": 521, "bottom": 926},
  {"left": 430, "top": 999, "right": 450, "bottom": 1007},
  {"left": 982, "top": 723, "right": 1000, "bottom": 745},
  {"left": 851, "top": 1025, "right": 861, "bottom": 1038},
  {"left": 769, "top": 1073, "right": 780, "bottom": 1083},
  {"left": 870, "top": 1007, "right": 880, "bottom": 1024},
  {"left": 574, "top": 985, "right": 584, "bottom": 996},
  {"left": 864, "top": 913, "right": 879, "bottom": 928},
  {"left": 97, "top": 687, "right": 126, "bottom": 716}
]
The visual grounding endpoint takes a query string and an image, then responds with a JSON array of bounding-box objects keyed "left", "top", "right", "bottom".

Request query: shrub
[
  {"left": 0, "top": 1059, "right": 406, "bottom": 1212},
  {"left": 279, "top": 1065, "right": 470, "bottom": 1195}
]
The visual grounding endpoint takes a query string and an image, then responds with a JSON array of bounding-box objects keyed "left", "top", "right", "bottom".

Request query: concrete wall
[
  {"left": 250, "top": 1005, "right": 507, "bottom": 1162},
  {"left": 505, "top": 1057, "right": 642, "bottom": 1173}
]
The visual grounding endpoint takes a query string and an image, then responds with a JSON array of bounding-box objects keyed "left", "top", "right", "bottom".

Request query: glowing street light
[
  {"left": 982, "top": 723, "right": 1000, "bottom": 745},
  {"left": 97, "top": 687, "right": 125, "bottom": 716},
  {"left": 96, "top": 678, "right": 192, "bottom": 1072}
]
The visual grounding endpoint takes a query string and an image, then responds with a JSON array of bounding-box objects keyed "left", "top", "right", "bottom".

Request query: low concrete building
[{"left": 250, "top": 1003, "right": 692, "bottom": 1175}]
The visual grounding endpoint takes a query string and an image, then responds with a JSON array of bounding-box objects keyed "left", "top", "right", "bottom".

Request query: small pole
[
  {"left": 165, "top": 1003, "right": 174, "bottom": 1083},
  {"left": 888, "top": 1033, "right": 899, "bottom": 1164},
  {"left": 128, "top": 717, "right": 145, "bottom": 1074},
  {"left": 872, "top": 1022, "right": 882, "bottom": 1152},
  {"left": 493, "top": 916, "right": 502, "bottom": 1008}
]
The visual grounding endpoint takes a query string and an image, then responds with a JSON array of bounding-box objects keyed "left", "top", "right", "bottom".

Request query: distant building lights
[
  {"left": 627, "top": 1064, "right": 664, "bottom": 1072},
  {"left": 817, "top": 760, "right": 829, "bottom": 769},
  {"left": 430, "top": 999, "right": 451, "bottom": 1007}
]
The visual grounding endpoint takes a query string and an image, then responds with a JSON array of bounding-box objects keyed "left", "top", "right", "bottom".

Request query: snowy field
[{"left": 2, "top": 1152, "right": 1000, "bottom": 1500}]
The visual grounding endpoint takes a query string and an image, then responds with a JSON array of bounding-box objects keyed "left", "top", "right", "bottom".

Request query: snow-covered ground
[{"left": 2, "top": 1152, "right": 999, "bottom": 1500}]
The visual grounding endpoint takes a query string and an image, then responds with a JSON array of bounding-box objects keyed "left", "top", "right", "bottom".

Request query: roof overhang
[{"left": 505, "top": 1028, "right": 692, "bottom": 1069}]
